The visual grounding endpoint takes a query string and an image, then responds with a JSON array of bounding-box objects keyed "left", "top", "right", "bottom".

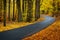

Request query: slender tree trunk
[
  {"left": 22, "top": 0, "right": 26, "bottom": 13},
  {"left": 3, "top": 0, "right": 6, "bottom": 26},
  {"left": 35, "top": 0, "right": 40, "bottom": 21},
  {"left": 52, "top": 0, "right": 56, "bottom": 17},
  {"left": 57, "top": 2, "right": 60, "bottom": 17},
  {"left": 22, "top": 0, "right": 27, "bottom": 22},
  {"left": 0, "top": 0, "right": 2, "bottom": 22},
  {"left": 22, "top": 0, "right": 24, "bottom": 13},
  {"left": 8, "top": 0, "right": 10, "bottom": 21},
  {"left": 57, "top": 2, "right": 60, "bottom": 10},
  {"left": 12, "top": 0, "right": 15, "bottom": 21},
  {"left": 16, "top": 0, "right": 23, "bottom": 22},
  {"left": 27, "top": 0, "right": 33, "bottom": 22}
]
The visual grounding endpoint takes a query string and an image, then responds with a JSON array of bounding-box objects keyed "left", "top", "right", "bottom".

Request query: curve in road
[{"left": 0, "top": 16, "right": 55, "bottom": 40}]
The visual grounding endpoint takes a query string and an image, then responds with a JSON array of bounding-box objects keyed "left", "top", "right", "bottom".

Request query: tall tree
[
  {"left": 27, "top": 0, "right": 33, "bottom": 22},
  {"left": 22, "top": 0, "right": 27, "bottom": 13},
  {"left": 3, "top": 0, "right": 6, "bottom": 26},
  {"left": 57, "top": 2, "right": 60, "bottom": 10},
  {"left": 57, "top": 1, "right": 60, "bottom": 16},
  {"left": 0, "top": 0, "right": 2, "bottom": 22},
  {"left": 35, "top": 0, "right": 40, "bottom": 21},
  {"left": 52, "top": 0, "right": 57, "bottom": 17},
  {"left": 22, "top": 0, "right": 27, "bottom": 22},
  {"left": 16, "top": 0, "right": 23, "bottom": 22},
  {"left": 22, "top": 0, "right": 24, "bottom": 13},
  {"left": 12, "top": 0, "right": 15, "bottom": 21},
  {"left": 8, "top": 0, "right": 10, "bottom": 21}
]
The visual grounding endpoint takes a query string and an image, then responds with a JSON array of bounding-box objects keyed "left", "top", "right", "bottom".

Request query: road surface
[{"left": 0, "top": 16, "right": 55, "bottom": 40}]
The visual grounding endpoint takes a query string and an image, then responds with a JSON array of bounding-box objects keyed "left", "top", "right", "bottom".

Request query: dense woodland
[{"left": 0, "top": 0, "right": 60, "bottom": 26}]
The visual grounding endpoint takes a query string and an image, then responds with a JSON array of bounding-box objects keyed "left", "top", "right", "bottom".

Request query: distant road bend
[{"left": 0, "top": 15, "right": 55, "bottom": 40}]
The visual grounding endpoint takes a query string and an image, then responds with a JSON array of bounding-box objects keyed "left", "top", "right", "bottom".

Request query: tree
[
  {"left": 26, "top": 0, "right": 33, "bottom": 22},
  {"left": 12, "top": 0, "right": 15, "bottom": 21},
  {"left": 35, "top": 0, "right": 40, "bottom": 21},
  {"left": 16, "top": 0, "right": 23, "bottom": 22},
  {"left": 0, "top": 0, "right": 2, "bottom": 22},
  {"left": 57, "top": 1, "right": 60, "bottom": 17},
  {"left": 3, "top": 0, "right": 6, "bottom": 26},
  {"left": 22, "top": 0, "right": 24, "bottom": 13},
  {"left": 52, "top": 0, "right": 57, "bottom": 17},
  {"left": 8, "top": 0, "right": 10, "bottom": 21}
]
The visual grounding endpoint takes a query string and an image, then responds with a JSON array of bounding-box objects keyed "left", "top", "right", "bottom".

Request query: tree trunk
[
  {"left": 35, "top": 0, "right": 40, "bottom": 21},
  {"left": 3, "top": 0, "right": 6, "bottom": 26},
  {"left": 12, "top": 0, "right": 15, "bottom": 21},
  {"left": 22, "top": 0, "right": 24, "bottom": 13},
  {"left": 16, "top": 0, "right": 23, "bottom": 22},
  {"left": 0, "top": 0, "right": 2, "bottom": 22},
  {"left": 8, "top": 0, "right": 10, "bottom": 21},
  {"left": 27, "top": 0, "right": 33, "bottom": 22}
]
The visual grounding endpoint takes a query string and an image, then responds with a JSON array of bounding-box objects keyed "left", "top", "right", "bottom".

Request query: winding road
[{"left": 0, "top": 15, "right": 55, "bottom": 40}]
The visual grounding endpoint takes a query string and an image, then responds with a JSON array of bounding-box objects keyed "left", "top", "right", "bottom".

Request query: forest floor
[
  {"left": 0, "top": 17, "right": 44, "bottom": 32},
  {"left": 23, "top": 17, "right": 60, "bottom": 40}
]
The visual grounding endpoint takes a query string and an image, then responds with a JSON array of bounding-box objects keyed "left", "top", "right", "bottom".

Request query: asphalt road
[{"left": 0, "top": 16, "right": 55, "bottom": 40}]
